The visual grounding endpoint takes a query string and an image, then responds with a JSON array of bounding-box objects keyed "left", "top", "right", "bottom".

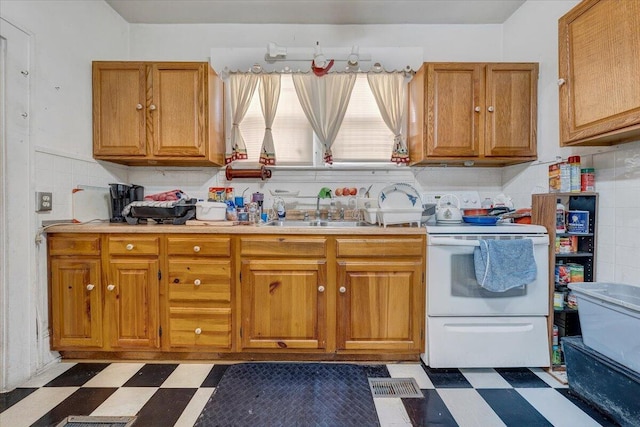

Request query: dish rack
[{"left": 377, "top": 208, "right": 423, "bottom": 227}]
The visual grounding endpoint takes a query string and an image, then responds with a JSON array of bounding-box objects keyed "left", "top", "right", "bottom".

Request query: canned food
[{"left": 581, "top": 168, "right": 595, "bottom": 192}]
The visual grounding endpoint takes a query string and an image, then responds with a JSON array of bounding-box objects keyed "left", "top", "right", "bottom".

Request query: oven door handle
[{"left": 429, "top": 236, "right": 548, "bottom": 247}]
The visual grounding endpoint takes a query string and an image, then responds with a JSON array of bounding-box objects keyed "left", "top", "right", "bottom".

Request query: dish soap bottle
[{"left": 556, "top": 199, "right": 566, "bottom": 233}]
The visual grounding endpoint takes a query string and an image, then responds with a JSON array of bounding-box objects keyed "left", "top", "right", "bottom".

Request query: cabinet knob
[
  {"left": 195, "top": 327, "right": 202, "bottom": 335},
  {"left": 86, "top": 284, "right": 95, "bottom": 291},
  {"left": 557, "top": 78, "right": 566, "bottom": 86},
  {"left": 487, "top": 106, "right": 495, "bottom": 112},
  {"left": 193, "top": 245, "right": 201, "bottom": 253},
  {"left": 194, "top": 279, "right": 201, "bottom": 286},
  {"left": 136, "top": 103, "right": 143, "bottom": 110},
  {"left": 149, "top": 104, "right": 157, "bottom": 111},
  {"left": 474, "top": 106, "right": 481, "bottom": 112},
  {"left": 125, "top": 243, "right": 134, "bottom": 251},
  {"left": 339, "top": 286, "right": 346, "bottom": 294},
  {"left": 318, "top": 285, "right": 325, "bottom": 293},
  {"left": 107, "top": 284, "right": 115, "bottom": 291}
]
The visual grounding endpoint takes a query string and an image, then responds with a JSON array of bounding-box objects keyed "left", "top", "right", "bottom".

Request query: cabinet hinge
[
  {"left": 422, "top": 272, "right": 424, "bottom": 284},
  {"left": 159, "top": 326, "right": 162, "bottom": 337},
  {"left": 239, "top": 272, "right": 242, "bottom": 283},
  {"left": 240, "top": 327, "right": 242, "bottom": 338},
  {"left": 158, "top": 270, "right": 161, "bottom": 280}
]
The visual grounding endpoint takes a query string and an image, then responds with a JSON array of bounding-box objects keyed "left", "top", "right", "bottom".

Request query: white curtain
[
  {"left": 225, "top": 73, "right": 259, "bottom": 164},
  {"left": 367, "top": 72, "right": 410, "bottom": 164},
  {"left": 258, "top": 74, "right": 280, "bottom": 165},
  {"left": 292, "top": 73, "right": 356, "bottom": 164}
]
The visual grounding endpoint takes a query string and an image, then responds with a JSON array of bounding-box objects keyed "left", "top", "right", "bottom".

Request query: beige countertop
[{"left": 44, "top": 221, "right": 426, "bottom": 235}]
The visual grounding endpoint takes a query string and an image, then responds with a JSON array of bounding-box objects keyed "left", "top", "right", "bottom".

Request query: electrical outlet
[{"left": 36, "top": 192, "right": 53, "bottom": 212}]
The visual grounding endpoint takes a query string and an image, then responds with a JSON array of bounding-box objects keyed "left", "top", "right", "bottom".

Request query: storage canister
[
  {"left": 569, "top": 155, "right": 581, "bottom": 193},
  {"left": 581, "top": 168, "right": 595, "bottom": 192}
]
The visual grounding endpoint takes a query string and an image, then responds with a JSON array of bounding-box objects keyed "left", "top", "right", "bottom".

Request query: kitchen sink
[{"left": 261, "top": 220, "right": 375, "bottom": 227}]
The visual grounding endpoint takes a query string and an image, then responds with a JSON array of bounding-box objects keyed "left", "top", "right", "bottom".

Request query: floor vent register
[{"left": 368, "top": 378, "right": 424, "bottom": 398}]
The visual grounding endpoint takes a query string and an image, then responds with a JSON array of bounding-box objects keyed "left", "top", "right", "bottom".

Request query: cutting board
[
  {"left": 185, "top": 220, "right": 236, "bottom": 226},
  {"left": 72, "top": 186, "right": 110, "bottom": 222}
]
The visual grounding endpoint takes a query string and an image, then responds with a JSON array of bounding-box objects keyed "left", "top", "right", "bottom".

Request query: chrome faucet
[{"left": 316, "top": 187, "right": 332, "bottom": 220}]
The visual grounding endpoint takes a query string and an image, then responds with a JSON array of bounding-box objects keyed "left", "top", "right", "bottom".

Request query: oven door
[{"left": 427, "top": 234, "right": 549, "bottom": 316}]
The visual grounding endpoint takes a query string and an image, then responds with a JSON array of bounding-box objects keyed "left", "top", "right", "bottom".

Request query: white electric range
[{"left": 420, "top": 191, "right": 550, "bottom": 368}]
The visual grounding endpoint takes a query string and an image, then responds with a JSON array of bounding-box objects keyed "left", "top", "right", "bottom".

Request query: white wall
[{"left": 0, "top": 0, "right": 130, "bottom": 390}]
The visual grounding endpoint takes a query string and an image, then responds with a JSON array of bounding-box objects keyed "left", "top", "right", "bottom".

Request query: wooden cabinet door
[
  {"left": 106, "top": 259, "right": 160, "bottom": 349},
  {"left": 485, "top": 63, "right": 538, "bottom": 157},
  {"left": 50, "top": 258, "right": 103, "bottom": 348},
  {"left": 336, "top": 260, "right": 423, "bottom": 352},
  {"left": 426, "top": 63, "right": 482, "bottom": 157},
  {"left": 151, "top": 63, "right": 207, "bottom": 158},
  {"left": 559, "top": 0, "right": 640, "bottom": 145},
  {"left": 93, "top": 62, "right": 147, "bottom": 157},
  {"left": 241, "top": 259, "right": 326, "bottom": 350}
]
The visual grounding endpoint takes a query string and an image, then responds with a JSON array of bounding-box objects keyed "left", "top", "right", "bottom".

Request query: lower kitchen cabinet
[
  {"left": 47, "top": 232, "right": 425, "bottom": 360},
  {"left": 49, "top": 234, "right": 103, "bottom": 349},
  {"left": 50, "top": 258, "right": 103, "bottom": 348},
  {"left": 336, "top": 238, "right": 425, "bottom": 352},
  {"left": 239, "top": 236, "right": 327, "bottom": 351},
  {"left": 105, "top": 258, "right": 160, "bottom": 349},
  {"left": 336, "top": 260, "right": 423, "bottom": 351},
  {"left": 240, "top": 259, "right": 327, "bottom": 350},
  {"left": 165, "top": 236, "right": 232, "bottom": 350}
]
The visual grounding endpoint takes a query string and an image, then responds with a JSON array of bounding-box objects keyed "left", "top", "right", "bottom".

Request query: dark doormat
[{"left": 195, "top": 362, "right": 381, "bottom": 426}]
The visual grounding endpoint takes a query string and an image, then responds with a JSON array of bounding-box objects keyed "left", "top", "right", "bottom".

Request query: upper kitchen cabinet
[
  {"left": 92, "top": 61, "right": 225, "bottom": 166},
  {"left": 408, "top": 62, "right": 538, "bottom": 166},
  {"left": 558, "top": 0, "right": 640, "bottom": 147}
]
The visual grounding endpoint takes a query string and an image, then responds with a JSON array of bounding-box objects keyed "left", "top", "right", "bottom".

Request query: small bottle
[
  {"left": 552, "top": 345, "right": 562, "bottom": 365},
  {"left": 556, "top": 199, "right": 566, "bottom": 233}
]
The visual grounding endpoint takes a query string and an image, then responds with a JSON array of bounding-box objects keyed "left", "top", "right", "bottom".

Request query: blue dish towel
[{"left": 473, "top": 239, "right": 537, "bottom": 292}]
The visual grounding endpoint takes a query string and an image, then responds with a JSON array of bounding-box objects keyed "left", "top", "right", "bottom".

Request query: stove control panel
[{"left": 420, "top": 191, "right": 481, "bottom": 209}]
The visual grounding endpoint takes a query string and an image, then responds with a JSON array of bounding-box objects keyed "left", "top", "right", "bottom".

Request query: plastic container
[
  {"left": 563, "top": 336, "right": 640, "bottom": 427},
  {"left": 581, "top": 168, "right": 595, "bottom": 192},
  {"left": 568, "top": 282, "right": 640, "bottom": 373},
  {"left": 195, "top": 201, "right": 227, "bottom": 221},
  {"left": 569, "top": 155, "right": 581, "bottom": 193},
  {"left": 556, "top": 199, "right": 566, "bottom": 233}
]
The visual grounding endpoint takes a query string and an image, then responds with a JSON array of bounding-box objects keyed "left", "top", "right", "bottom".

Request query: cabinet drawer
[
  {"left": 168, "top": 307, "right": 231, "bottom": 348},
  {"left": 167, "top": 236, "right": 230, "bottom": 256},
  {"left": 108, "top": 236, "right": 159, "bottom": 255},
  {"left": 240, "top": 237, "right": 326, "bottom": 257},
  {"left": 168, "top": 260, "right": 231, "bottom": 303},
  {"left": 49, "top": 235, "right": 101, "bottom": 256},
  {"left": 336, "top": 238, "right": 424, "bottom": 257}
]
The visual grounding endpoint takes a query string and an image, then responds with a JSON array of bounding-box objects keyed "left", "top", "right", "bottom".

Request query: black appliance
[
  {"left": 124, "top": 198, "right": 197, "bottom": 225},
  {"left": 109, "top": 183, "right": 144, "bottom": 222}
]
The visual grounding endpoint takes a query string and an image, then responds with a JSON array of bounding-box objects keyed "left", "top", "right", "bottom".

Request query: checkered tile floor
[{"left": 0, "top": 362, "right": 618, "bottom": 426}]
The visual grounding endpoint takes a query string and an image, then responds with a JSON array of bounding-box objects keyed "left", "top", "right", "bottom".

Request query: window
[
  {"left": 239, "top": 76, "right": 314, "bottom": 165},
  {"left": 237, "top": 74, "right": 395, "bottom": 165}
]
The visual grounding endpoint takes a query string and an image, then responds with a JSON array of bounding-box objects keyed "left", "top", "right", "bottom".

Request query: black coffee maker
[{"left": 109, "top": 183, "right": 144, "bottom": 222}]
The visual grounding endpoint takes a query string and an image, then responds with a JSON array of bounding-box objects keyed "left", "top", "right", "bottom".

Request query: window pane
[
  {"left": 240, "top": 76, "right": 314, "bottom": 165},
  {"left": 331, "top": 74, "right": 394, "bottom": 162}
]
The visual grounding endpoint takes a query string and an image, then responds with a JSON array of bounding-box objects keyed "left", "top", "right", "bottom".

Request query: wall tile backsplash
[{"left": 35, "top": 139, "right": 640, "bottom": 285}]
